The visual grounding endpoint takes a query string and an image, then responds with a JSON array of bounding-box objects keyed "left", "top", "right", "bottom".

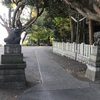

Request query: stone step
[
  {"left": 0, "top": 82, "right": 26, "bottom": 89},
  {"left": 0, "top": 62, "right": 26, "bottom": 69},
  {"left": 0, "top": 69, "right": 25, "bottom": 75},
  {"left": 1, "top": 54, "right": 24, "bottom": 64},
  {"left": 0, "top": 74, "right": 26, "bottom": 82}
]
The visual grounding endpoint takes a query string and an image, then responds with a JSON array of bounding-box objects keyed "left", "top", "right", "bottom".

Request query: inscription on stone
[{"left": 4, "top": 44, "right": 21, "bottom": 54}]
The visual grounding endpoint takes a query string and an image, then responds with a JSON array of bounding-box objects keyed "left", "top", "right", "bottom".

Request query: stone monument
[
  {"left": 0, "top": 28, "right": 26, "bottom": 88},
  {"left": 85, "top": 32, "right": 100, "bottom": 81}
]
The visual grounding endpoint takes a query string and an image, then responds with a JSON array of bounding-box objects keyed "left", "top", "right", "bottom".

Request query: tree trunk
[
  {"left": 8, "top": 8, "right": 11, "bottom": 28},
  {"left": 89, "top": 19, "right": 94, "bottom": 45},
  {"left": 69, "top": 14, "right": 74, "bottom": 43},
  {"left": 37, "top": 38, "right": 40, "bottom": 46},
  {"left": 47, "top": 36, "right": 50, "bottom": 46}
]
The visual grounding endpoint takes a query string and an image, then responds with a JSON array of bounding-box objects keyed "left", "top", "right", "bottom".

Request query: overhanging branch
[
  {"left": 63, "top": 0, "right": 100, "bottom": 22},
  {"left": 22, "top": 0, "right": 45, "bottom": 31},
  {"left": 12, "top": 0, "right": 25, "bottom": 28}
]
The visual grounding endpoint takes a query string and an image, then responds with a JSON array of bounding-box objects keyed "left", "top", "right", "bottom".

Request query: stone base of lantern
[{"left": 0, "top": 44, "right": 26, "bottom": 88}]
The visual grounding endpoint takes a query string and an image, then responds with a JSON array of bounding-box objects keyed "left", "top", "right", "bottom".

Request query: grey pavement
[
  {"left": 17, "top": 46, "right": 100, "bottom": 100},
  {"left": 0, "top": 46, "right": 100, "bottom": 100}
]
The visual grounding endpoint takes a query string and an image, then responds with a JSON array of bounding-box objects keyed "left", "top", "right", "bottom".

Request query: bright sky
[
  {"left": 0, "top": 2, "right": 27, "bottom": 45},
  {"left": 0, "top": 2, "right": 8, "bottom": 45}
]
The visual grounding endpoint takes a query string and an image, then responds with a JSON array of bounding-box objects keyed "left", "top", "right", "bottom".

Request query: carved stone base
[
  {"left": 0, "top": 44, "right": 26, "bottom": 88},
  {"left": 85, "top": 64, "right": 100, "bottom": 81}
]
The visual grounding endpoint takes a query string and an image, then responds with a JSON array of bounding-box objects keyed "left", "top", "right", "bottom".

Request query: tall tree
[{"left": 1, "top": 0, "right": 46, "bottom": 44}]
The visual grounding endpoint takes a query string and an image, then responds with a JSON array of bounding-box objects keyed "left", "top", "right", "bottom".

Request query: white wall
[{"left": 53, "top": 42, "right": 95, "bottom": 64}]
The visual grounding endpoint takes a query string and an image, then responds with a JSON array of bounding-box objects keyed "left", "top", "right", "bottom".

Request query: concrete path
[{"left": 16, "top": 46, "right": 100, "bottom": 100}]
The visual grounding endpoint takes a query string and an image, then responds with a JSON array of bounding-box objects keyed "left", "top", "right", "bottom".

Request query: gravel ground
[{"left": 44, "top": 47, "right": 99, "bottom": 83}]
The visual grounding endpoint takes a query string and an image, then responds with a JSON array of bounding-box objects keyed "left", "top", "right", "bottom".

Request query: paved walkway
[{"left": 17, "top": 46, "right": 100, "bottom": 100}]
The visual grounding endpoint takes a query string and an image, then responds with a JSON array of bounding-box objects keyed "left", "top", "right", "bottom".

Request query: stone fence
[{"left": 52, "top": 41, "right": 95, "bottom": 64}]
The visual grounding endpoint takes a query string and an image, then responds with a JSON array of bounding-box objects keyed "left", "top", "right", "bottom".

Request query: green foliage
[
  {"left": 30, "top": 26, "right": 53, "bottom": 40},
  {"left": 45, "top": 0, "right": 69, "bottom": 18},
  {"left": 52, "top": 17, "right": 70, "bottom": 42},
  {"left": 26, "top": 25, "right": 53, "bottom": 45},
  {"left": 24, "top": 10, "right": 53, "bottom": 45},
  {"left": 53, "top": 17, "right": 70, "bottom": 32},
  {"left": 44, "top": 0, "right": 72, "bottom": 42},
  {"left": 25, "top": 0, "right": 34, "bottom": 5}
]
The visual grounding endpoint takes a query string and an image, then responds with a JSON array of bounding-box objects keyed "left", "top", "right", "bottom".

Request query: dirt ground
[{"left": 45, "top": 48, "right": 100, "bottom": 83}]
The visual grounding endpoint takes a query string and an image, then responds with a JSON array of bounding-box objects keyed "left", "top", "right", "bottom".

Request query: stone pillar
[
  {"left": 85, "top": 46, "right": 100, "bottom": 81},
  {"left": 0, "top": 44, "right": 26, "bottom": 88}
]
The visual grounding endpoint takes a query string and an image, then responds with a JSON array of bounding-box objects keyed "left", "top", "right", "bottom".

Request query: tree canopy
[
  {"left": 1, "top": 0, "right": 100, "bottom": 32},
  {"left": 25, "top": 11, "right": 53, "bottom": 46},
  {"left": 1, "top": 0, "right": 100, "bottom": 31},
  {"left": 2, "top": 0, "right": 46, "bottom": 32},
  {"left": 0, "top": 0, "right": 100, "bottom": 44},
  {"left": 63, "top": 0, "right": 100, "bottom": 22}
]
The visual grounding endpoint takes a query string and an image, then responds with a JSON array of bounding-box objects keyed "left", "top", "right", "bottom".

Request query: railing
[{"left": 52, "top": 41, "right": 95, "bottom": 64}]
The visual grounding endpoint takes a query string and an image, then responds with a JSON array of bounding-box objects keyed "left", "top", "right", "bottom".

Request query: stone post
[
  {"left": 85, "top": 46, "right": 100, "bottom": 81},
  {"left": 85, "top": 32, "right": 100, "bottom": 81},
  {"left": 0, "top": 44, "right": 26, "bottom": 88}
]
